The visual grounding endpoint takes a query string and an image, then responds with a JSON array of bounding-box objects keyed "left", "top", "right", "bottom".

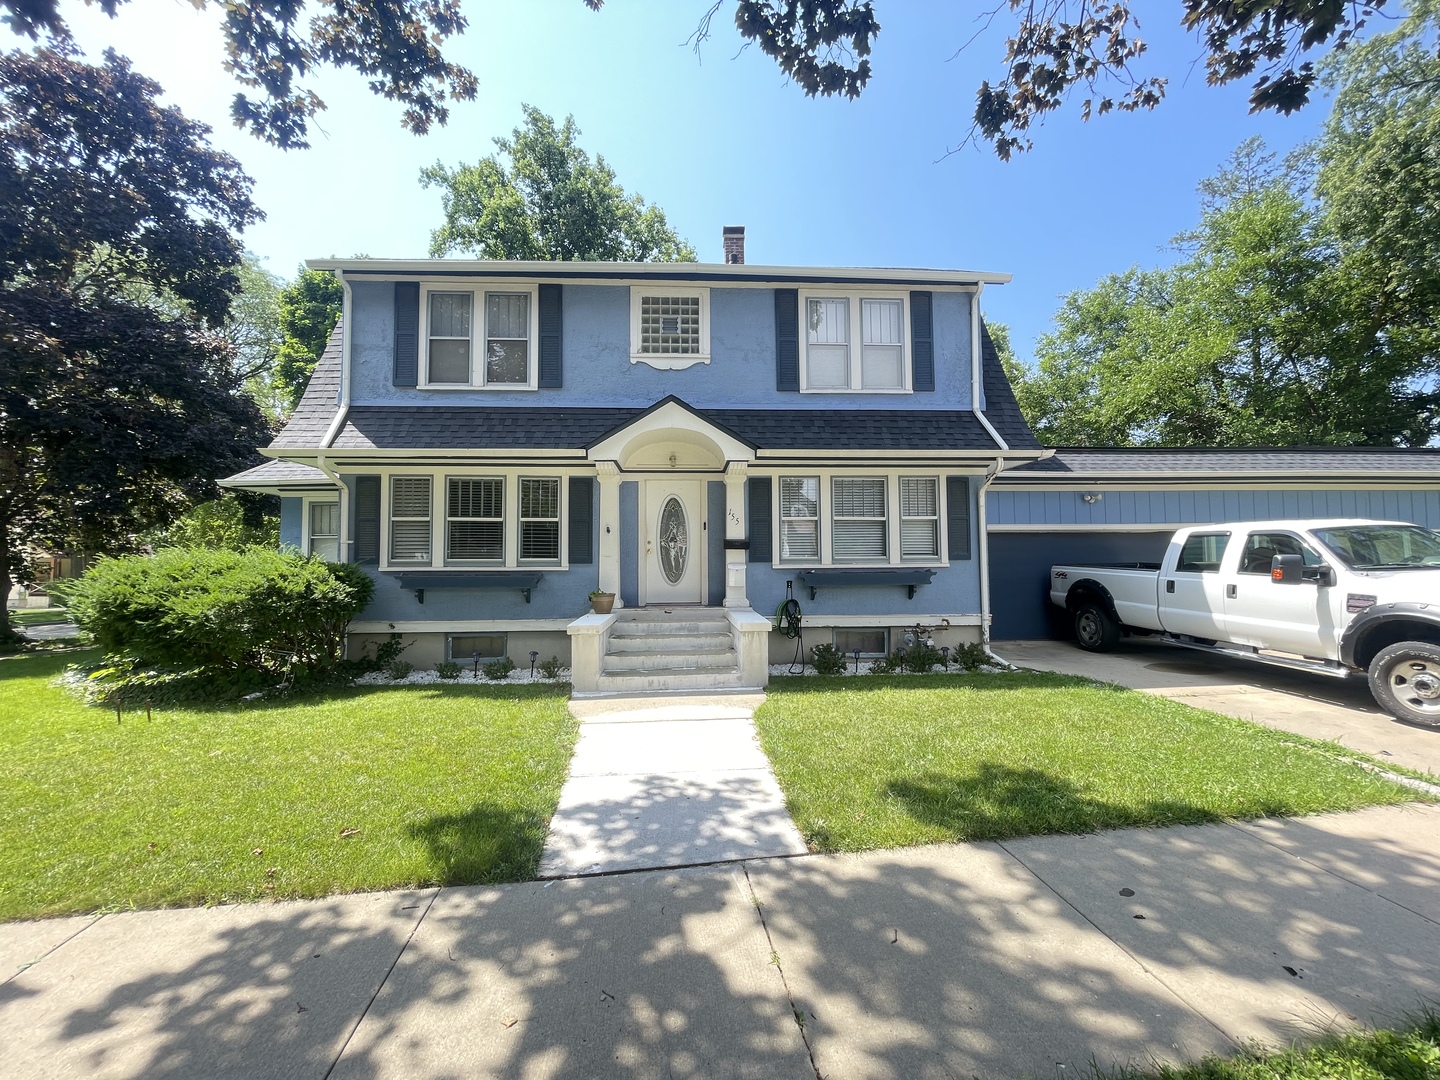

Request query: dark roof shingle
[
  {"left": 1006, "top": 446, "right": 1440, "bottom": 478},
  {"left": 267, "top": 321, "right": 343, "bottom": 450}
]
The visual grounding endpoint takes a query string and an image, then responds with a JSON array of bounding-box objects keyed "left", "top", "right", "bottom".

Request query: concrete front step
[
  {"left": 604, "top": 649, "right": 737, "bottom": 673},
  {"left": 607, "top": 632, "right": 734, "bottom": 654},
  {"left": 588, "top": 667, "right": 754, "bottom": 694},
  {"left": 610, "top": 620, "right": 731, "bottom": 638}
]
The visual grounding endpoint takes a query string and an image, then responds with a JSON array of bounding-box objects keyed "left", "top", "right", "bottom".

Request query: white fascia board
[
  {"left": 753, "top": 448, "right": 1045, "bottom": 461},
  {"left": 993, "top": 475, "right": 1440, "bottom": 488},
  {"left": 304, "top": 258, "right": 1012, "bottom": 288}
]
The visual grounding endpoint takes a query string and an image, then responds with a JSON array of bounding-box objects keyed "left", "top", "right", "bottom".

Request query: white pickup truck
[{"left": 1049, "top": 519, "right": 1440, "bottom": 727}]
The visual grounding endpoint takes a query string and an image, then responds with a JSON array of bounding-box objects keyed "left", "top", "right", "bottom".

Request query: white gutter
[
  {"left": 971, "top": 285, "right": 1010, "bottom": 452},
  {"left": 319, "top": 269, "right": 352, "bottom": 450}
]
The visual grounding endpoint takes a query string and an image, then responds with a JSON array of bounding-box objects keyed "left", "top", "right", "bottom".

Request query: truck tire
[
  {"left": 1368, "top": 642, "right": 1440, "bottom": 728},
  {"left": 1074, "top": 602, "right": 1121, "bottom": 653}
]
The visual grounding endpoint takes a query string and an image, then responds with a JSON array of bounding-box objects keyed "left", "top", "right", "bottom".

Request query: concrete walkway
[
  {"left": 1001, "top": 638, "right": 1440, "bottom": 777},
  {"left": 538, "top": 693, "right": 809, "bottom": 878},
  {"left": 3, "top": 803, "right": 1437, "bottom": 1079}
]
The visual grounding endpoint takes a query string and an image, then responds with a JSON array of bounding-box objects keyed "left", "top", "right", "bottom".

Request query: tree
[
  {"left": 226, "top": 255, "right": 289, "bottom": 421},
  {"left": 274, "top": 268, "right": 345, "bottom": 411},
  {"left": 1009, "top": 117, "right": 1440, "bottom": 446},
  {"left": 3, "top": 0, "right": 475, "bottom": 149},
  {"left": 0, "top": 49, "right": 269, "bottom": 644},
  {"left": 422, "top": 105, "right": 698, "bottom": 262},
  {"left": 592, "top": 0, "right": 1399, "bottom": 159},
  {"left": 142, "top": 493, "right": 280, "bottom": 552}
]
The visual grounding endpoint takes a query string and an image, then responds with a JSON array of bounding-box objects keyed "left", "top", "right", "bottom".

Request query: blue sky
[{"left": 14, "top": 0, "right": 1343, "bottom": 359}]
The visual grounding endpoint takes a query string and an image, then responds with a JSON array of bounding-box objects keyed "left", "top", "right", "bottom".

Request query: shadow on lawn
[
  {"left": 765, "top": 671, "right": 1129, "bottom": 695},
  {"left": 406, "top": 803, "right": 553, "bottom": 886},
  {"left": 878, "top": 763, "right": 1222, "bottom": 846}
]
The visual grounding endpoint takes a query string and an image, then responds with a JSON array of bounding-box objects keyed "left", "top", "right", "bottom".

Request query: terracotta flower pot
[{"left": 590, "top": 593, "right": 615, "bottom": 614}]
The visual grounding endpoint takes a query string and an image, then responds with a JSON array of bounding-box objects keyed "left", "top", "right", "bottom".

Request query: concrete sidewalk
[
  {"left": 538, "top": 693, "right": 809, "bottom": 877},
  {"left": 3, "top": 803, "right": 1438, "bottom": 1079}
]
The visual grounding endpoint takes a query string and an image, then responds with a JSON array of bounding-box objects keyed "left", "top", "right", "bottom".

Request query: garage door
[{"left": 988, "top": 531, "right": 1171, "bottom": 640}]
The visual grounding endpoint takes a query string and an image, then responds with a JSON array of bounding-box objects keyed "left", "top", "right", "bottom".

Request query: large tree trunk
[{"left": 0, "top": 516, "right": 24, "bottom": 651}]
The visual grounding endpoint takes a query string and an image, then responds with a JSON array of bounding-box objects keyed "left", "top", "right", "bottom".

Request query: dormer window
[
  {"left": 630, "top": 287, "right": 710, "bottom": 369},
  {"left": 422, "top": 285, "right": 538, "bottom": 389},
  {"left": 798, "top": 291, "right": 910, "bottom": 393}
]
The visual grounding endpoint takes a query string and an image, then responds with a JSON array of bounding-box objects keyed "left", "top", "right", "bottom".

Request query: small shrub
[
  {"left": 810, "top": 643, "right": 847, "bottom": 675},
  {"left": 386, "top": 659, "right": 413, "bottom": 681},
  {"left": 951, "top": 642, "right": 991, "bottom": 671},
  {"left": 483, "top": 656, "right": 516, "bottom": 681},
  {"left": 903, "top": 643, "right": 944, "bottom": 673},
  {"left": 370, "top": 633, "right": 409, "bottom": 670},
  {"left": 539, "top": 655, "right": 563, "bottom": 679},
  {"left": 435, "top": 660, "right": 462, "bottom": 680},
  {"left": 868, "top": 651, "right": 899, "bottom": 675}
]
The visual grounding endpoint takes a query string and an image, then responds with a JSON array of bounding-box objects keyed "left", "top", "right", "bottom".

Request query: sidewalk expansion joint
[
  {"left": 322, "top": 888, "right": 439, "bottom": 1080},
  {"left": 740, "top": 863, "right": 825, "bottom": 1080},
  {"left": 536, "top": 849, "right": 811, "bottom": 882},
  {"left": 1223, "top": 819, "right": 1440, "bottom": 929},
  {"left": 4, "top": 912, "right": 106, "bottom": 985},
  {"left": 996, "top": 840, "right": 1240, "bottom": 1051}
]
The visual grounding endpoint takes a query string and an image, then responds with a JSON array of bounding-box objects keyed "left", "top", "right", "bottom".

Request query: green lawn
[
  {"left": 756, "top": 673, "right": 1423, "bottom": 852},
  {"left": 7, "top": 607, "right": 71, "bottom": 627},
  {"left": 1140, "top": 1014, "right": 1440, "bottom": 1080},
  {"left": 0, "top": 650, "right": 578, "bottom": 921}
]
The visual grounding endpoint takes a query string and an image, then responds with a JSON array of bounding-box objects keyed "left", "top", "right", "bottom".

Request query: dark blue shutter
[
  {"left": 911, "top": 290, "right": 935, "bottom": 392},
  {"left": 775, "top": 289, "right": 799, "bottom": 391},
  {"left": 354, "top": 476, "right": 381, "bottom": 563},
  {"left": 947, "top": 476, "right": 972, "bottom": 561},
  {"left": 539, "top": 284, "right": 563, "bottom": 388},
  {"left": 568, "top": 476, "right": 594, "bottom": 564},
  {"left": 393, "top": 282, "right": 419, "bottom": 387},
  {"left": 748, "top": 476, "right": 772, "bottom": 562}
]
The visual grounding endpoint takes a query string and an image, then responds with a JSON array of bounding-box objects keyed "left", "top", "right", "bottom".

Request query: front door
[{"left": 644, "top": 479, "right": 704, "bottom": 605}]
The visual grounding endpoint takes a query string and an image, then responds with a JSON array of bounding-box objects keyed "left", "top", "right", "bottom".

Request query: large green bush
[{"left": 70, "top": 547, "right": 374, "bottom": 685}]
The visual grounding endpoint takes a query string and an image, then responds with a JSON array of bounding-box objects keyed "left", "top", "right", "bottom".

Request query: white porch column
[
  {"left": 595, "top": 460, "right": 624, "bottom": 609},
  {"left": 723, "top": 461, "right": 749, "bottom": 609}
]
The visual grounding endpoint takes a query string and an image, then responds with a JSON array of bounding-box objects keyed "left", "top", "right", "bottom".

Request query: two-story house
[{"left": 222, "top": 231, "right": 1043, "bottom": 692}]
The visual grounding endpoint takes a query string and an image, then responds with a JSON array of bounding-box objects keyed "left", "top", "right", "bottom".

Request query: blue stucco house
[{"left": 222, "top": 235, "right": 1043, "bottom": 691}]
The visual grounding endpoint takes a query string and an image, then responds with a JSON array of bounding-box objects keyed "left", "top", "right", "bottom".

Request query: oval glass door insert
[{"left": 658, "top": 496, "right": 688, "bottom": 585}]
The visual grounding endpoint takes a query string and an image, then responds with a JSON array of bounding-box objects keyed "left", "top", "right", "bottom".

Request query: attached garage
[{"left": 986, "top": 448, "right": 1440, "bottom": 641}]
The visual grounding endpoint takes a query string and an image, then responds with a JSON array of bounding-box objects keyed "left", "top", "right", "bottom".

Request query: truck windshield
[{"left": 1311, "top": 525, "right": 1440, "bottom": 570}]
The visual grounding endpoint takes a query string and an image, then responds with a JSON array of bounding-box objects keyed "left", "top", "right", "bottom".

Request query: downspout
[
  {"left": 976, "top": 454, "right": 1015, "bottom": 668},
  {"left": 970, "top": 285, "right": 1010, "bottom": 451},
  {"left": 319, "top": 270, "right": 353, "bottom": 560}
]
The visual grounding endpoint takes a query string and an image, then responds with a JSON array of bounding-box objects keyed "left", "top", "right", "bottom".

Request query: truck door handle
[
  {"left": 1226, "top": 584, "right": 1237, "bottom": 598},
  {"left": 1165, "top": 580, "right": 1175, "bottom": 594}
]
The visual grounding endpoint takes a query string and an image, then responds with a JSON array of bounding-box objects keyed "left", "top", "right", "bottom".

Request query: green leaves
[
  {"left": 273, "top": 267, "right": 344, "bottom": 410},
  {"left": 422, "top": 104, "right": 697, "bottom": 263}
]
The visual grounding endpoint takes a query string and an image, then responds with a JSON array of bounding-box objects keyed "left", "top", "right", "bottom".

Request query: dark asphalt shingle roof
[
  {"left": 220, "top": 460, "right": 332, "bottom": 486},
  {"left": 267, "top": 321, "right": 342, "bottom": 450},
  {"left": 980, "top": 320, "right": 1040, "bottom": 450},
  {"left": 1006, "top": 447, "right": 1440, "bottom": 478}
]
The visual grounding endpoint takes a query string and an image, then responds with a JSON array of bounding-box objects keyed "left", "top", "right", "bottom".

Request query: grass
[
  {"left": 7, "top": 607, "right": 71, "bottom": 627},
  {"left": 755, "top": 672, "right": 1425, "bottom": 852},
  {"left": 1129, "top": 1013, "right": 1440, "bottom": 1080},
  {"left": 0, "top": 649, "right": 578, "bottom": 922}
]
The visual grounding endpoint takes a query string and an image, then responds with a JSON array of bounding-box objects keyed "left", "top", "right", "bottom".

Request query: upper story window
[
  {"left": 630, "top": 287, "right": 710, "bottom": 369},
  {"left": 800, "top": 292, "right": 909, "bottom": 393},
  {"left": 423, "top": 286, "right": 537, "bottom": 389}
]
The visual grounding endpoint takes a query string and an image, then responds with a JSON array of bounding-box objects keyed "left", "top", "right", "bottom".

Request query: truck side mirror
[{"left": 1271, "top": 554, "right": 1304, "bottom": 583}]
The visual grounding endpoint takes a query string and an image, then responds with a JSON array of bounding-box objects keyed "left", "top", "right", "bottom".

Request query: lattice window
[{"left": 638, "top": 295, "right": 702, "bottom": 355}]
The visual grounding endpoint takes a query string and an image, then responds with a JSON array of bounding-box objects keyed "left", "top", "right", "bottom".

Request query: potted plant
[{"left": 588, "top": 589, "right": 615, "bottom": 614}]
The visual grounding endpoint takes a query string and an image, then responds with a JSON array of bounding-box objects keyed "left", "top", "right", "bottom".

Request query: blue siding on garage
[{"left": 989, "top": 488, "right": 1440, "bottom": 528}]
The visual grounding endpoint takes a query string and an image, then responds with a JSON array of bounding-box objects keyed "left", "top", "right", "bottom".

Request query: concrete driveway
[{"left": 999, "top": 637, "right": 1440, "bottom": 777}]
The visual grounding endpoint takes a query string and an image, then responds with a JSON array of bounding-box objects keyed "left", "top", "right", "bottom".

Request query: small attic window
[{"left": 630, "top": 287, "right": 710, "bottom": 370}]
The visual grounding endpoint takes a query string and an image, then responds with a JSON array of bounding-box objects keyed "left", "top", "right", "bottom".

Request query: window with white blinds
[
  {"left": 779, "top": 477, "right": 820, "bottom": 562},
  {"left": 800, "top": 292, "right": 908, "bottom": 391},
  {"left": 308, "top": 502, "right": 340, "bottom": 562},
  {"left": 831, "top": 478, "right": 887, "bottom": 562},
  {"left": 447, "top": 477, "right": 504, "bottom": 562},
  {"left": 519, "top": 477, "right": 560, "bottom": 562},
  {"left": 389, "top": 477, "right": 433, "bottom": 563},
  {"left": 899, "top": 477, "right": 939, "bottom": 558}
]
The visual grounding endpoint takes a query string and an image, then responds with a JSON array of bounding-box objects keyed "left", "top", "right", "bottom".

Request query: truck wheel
[
  {"left": 1368, "top": 642, "right": 1440, "bottom": 728},
  {"left": 1073, "top": 602, "right": 1120, "bottom": 653}
]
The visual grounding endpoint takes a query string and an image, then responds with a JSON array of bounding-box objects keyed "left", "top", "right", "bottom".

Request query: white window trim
[
  {"left": 771, "top": 470, "right": 954, "bottom": 569},
  {"left": 629, "top": 286, "right": 711, "bottom": 369},
  {"left": 796, "top": 289, "right": 912, "bottom": 394},
  {"left": 518, "top": 476, "right": 564, "bottom": 566},
  {"left": 378, "top": 469, "right": 569, "bottom": 572},
  {"left": 418, "top": 282, "right": 540, "bottom": 391},
  {"left": 301, "top": 495, "right": 341, "bottom": 560},
  {"left": 444, "top": 475, "right": 506, "bottom": 566},
  {"left": 899, "top": 475, "right": 942, "bottom": 562}
]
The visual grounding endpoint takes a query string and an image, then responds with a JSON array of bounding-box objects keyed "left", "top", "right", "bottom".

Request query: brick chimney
[{"left": 722, "top": 226, "right": 745, "bottom": 265}]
